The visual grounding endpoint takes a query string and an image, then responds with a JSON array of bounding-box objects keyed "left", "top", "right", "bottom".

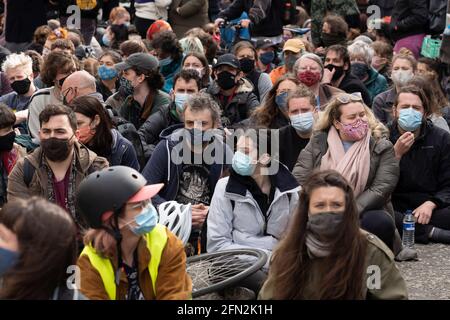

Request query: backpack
[
  {"left": 76, "top": 0, "right": 97, "bottom": 11},
  {"left": 281, "top": 0, "right": 298, "bottom": 25},
  {"left": 428, "top": 0, "right": 448, "bottom": 35}
]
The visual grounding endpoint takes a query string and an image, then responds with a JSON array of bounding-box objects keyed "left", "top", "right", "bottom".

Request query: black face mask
[
  {"left": 0, "top": 131, "right": 16, "bottom": 151},
  {"left": 325, "top": 64, "right": 345, "bottom": 81},
  {"left": 11, "top": 78, "right": 31, "bottom": 95},
  {"left": 239, "top": 58, "right": 255, "bottom": 74},
  {"left": 41, "top": 136, "right": 74, "bottom": 162},
  {"left": 58, "top": 75, "right": 70, "bottom": 88},
  {"left": 216, "top": 71, "right": 237, "bottom": 90},
  {"left": 321, "top": 32, "right": 346, "bottom": 47}
]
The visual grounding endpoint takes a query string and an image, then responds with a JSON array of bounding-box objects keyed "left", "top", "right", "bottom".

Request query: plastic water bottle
[{"left": 402, "top": 210, "right": 415, "bottom": 248}]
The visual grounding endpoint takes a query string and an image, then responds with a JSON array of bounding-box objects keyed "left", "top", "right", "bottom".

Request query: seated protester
[
  {"left": 76, "top": 166, "right": 192, "bottom": 300},
  {"left": 314, "top": 14, "right": 348, "bottom": 56},
  {"left": 250, "top": 75, "right": 299, "bottom": 129},
  {"left": 259, "top": 170, "right": 408, "bottom": 300},
  {"left": 255, "top": 39, "right": 278, "bottom": 74},
  {"left": 322, "top": 45, "right": 371, "bottom": 106},
  {"left": 232, "top": 41, "right": 273, "bottom": 102},
  {"left": 373, "top": 52, "right": 416, "bottom": 124},
  {"left": 151, "top": 31, "right": 184, "bottom": 93},
  {"left": 70, "top": 96, "right": 140, "bottom": 170},
  {"left": 371, "top": 41, "right": 393, "bottom": 87},
  {"left": 269, "top": 38, "right": 305, "bottom": 85},
  {"left": 293, "top": 53, "right": 344, "bottom": 110},
  {"left": 0, "top": 106, "right": 26, "bottom": 207},
  {"left": 389, "top": 85, "right": 450, "bottom": 244},
  {"left": 179, "top": 36, "right": 204, "bottom": 56},
  {"left": 51, "top": 39, "right": 76, "bottom": 56},
  {"left": 142, "top": 93, "right": 232, "bottom": 256},
  {"left": 184, "top": 27, "right": 218, "bottom": 66},
  {"left": 115, "top": 53, "right": 170, "bottom": 130},
  {"left": 146, "top": 20, "right": 173, "bottom": 42},
  {"left": 119, "top": 40, "right": 148, "bottom": 59},
  {"left": 7, "top": 105, "right": 109, "bottom": 238},
  {"left": 293, "top": 93, "right": 399, "bottom": 251},
  {"left": 102, "top": 24, "right": 129, "bottom": 50},
  {"left": 42, "top": 27, "right": 69, "bottom": 58},
  {"left": 0, "top": 53, "right": 38, "bottom": 116},
  {"left": 138, "top": 69, "right": 201, "bottom": 160},
  {"left": 182, "top": 52, "right": 211, "bottom": 89},
  {"left": 279, "top": 86, "right": 318, "bottom": 171},
  {"left": 203, "top": 53, "right": 259, "bottom": 127},
  {"left": 0, "top": 197, "right": 86, "bottom": 299},
  {"left": 348, "top": 41, "right": 388, "bottom": 104},
  {"left": 61, "top": 71, "right": 105, "bottom": 105},
  {"left": 96, "top": 51, "right": 122, "bottom": 102},
  {"left": 207, "top": 127, "right": 300, "bottom": 284},
  {"left": 27, "top": 52, "right": 76, "bottom": 140}
]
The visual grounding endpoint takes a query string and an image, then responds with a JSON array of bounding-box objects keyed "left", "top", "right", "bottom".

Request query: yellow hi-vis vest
[{"left": 80, "top": 224, "right": 168, "bottom": 300}]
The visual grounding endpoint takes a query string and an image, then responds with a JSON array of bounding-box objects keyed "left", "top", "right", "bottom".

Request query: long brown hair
[
  {"left": 270, "top": 170, "right": 367, "bottom": 299},
  {"left": 0, "top": 197, "right": 78, "bottom": 299},
  {"left": 251, "top": 75, "right": 299, "bottom": 128}
]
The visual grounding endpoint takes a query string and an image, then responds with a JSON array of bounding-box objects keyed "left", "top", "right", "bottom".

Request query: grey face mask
[{"left": 305, "top": 211, "right": 344, "bottom": 258}]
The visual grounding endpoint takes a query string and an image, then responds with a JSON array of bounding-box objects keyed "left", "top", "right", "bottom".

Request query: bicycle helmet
[
  {"left": 158, "top": 201, "right": 192, "bottom": 245},
  {"left": 77, "top": 166, "right": 163, "bottom": 229}
]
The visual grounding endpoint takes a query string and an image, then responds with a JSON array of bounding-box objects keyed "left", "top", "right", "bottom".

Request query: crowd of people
[{"left": 0, "top": 0, "right": 450, "bottom": 300}]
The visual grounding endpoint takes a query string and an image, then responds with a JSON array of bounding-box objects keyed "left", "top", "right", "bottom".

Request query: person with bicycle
[
  {"left": 259, "top": 170, "right": 408, "bottom": 299},
  {"left": 76, "top": 166, "right": 192, "bottom": 300}
]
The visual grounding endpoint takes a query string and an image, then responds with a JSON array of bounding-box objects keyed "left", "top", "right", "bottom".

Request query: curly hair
[
  {"left": 151, "top": 30, "right": 183, "bottom": 61},
  {"left": 40, "top": 51, "right": 76, "bottom": 87}
]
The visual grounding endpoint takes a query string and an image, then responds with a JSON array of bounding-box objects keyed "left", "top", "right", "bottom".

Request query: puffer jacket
[
  {"left": 203, "top": 78, "right": 260, "bottom": 127},
  {"left": 207, "top": 164, "right": 300, "bottom": 269}
]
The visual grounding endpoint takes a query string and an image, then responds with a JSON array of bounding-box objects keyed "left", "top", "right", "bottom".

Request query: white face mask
[{"left": 391, "top": 69, "right": 413, "bottom": 87}]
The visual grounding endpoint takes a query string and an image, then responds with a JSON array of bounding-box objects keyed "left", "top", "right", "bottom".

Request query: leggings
[{"left": 360, "top": 210, "right": 396, "bottom": 251}]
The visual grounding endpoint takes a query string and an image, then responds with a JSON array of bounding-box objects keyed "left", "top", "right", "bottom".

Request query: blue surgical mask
[
  {"left": 0, "top": 247, "right": 19, "bottom": 276},
  {"left": 398, "top": 108, "right": 423, "bottom": 132},
  {"left": 159, "top": 56, "right": 173, "bottom": 67},
  {"left": 102, "top": 34, "right": 111, "bottom": 47},
  {"left": 259, "top": 51, "right": 275, "bottom": 65},
  {"left": 98, "top": 65, "right": 118, "bottom": 81},
  {"left": 174, "top": 93, "right": 191, "bottom": 113},
  {"left": 275, "top": 92, "right": 288, "bottom": 110},
  {"left": 125, "top": 203, "right": 158, "bottom": 236},
  {"left": 290, "top": 112, "right": 314, "bottom": 133},
  {"left": 232, "top": 151, "right": 256, "bottom": 176}
]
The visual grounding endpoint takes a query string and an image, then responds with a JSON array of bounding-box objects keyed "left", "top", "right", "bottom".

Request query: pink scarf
[{"left": 320, "top": 126, "right": 371, "bottom": 197}]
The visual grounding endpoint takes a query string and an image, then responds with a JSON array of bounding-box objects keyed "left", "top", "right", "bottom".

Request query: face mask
[
  {"left": 351, "top": 62, "right": 369, "bottom": 80},
  {"left": 290, "top": 112, "right": 314, "bottom": 133},
  {"left": 124, "top": 22, "right": 130, "bottom": 27},
  {"left": 325, "top": 64, "right": 345, "bottom": 81},
  {"left": 321, "top": 32, "right": 345, "bottom": 47},
  {"left": 40, "top": 136, "right": 74, "bottom": 162},
  {"left": 307, "top": 211, "right": 344, "bottom": 238},
  {"left": 298, "top": 70, "right": 321, "bottom": 87},
  {"left": 119, "top": 76, "right": 134, "bottom": 96},
  {"left": 57, "top": 75, "right": 70, "bottom": 88},
  {"left": 0, "top": 247, "right": 19, "bottom": 277},
  {"left": 159, "top": 56, "right": 173, "bottom": 67},
  {"left": 283, "top": 35, "right": 291, "bottom": 42},
  {"left": 102, "top": 34, "right": 111, "bottom": 47},
  {"left": 339, "top": 118, "right": 369, "bottom": 141},
  {"left": 391, "top": 70, "right": 413, "bottom": 87},
  {"left": 77, "top": 122, "right": 96, "bottom": 144},
  {"left": 123, "top": 203, "right": 158, "bottom": 236},
  {"left": 239, "top": 57, "right": 255, "bottom": 74},
  {"left": 11, "top": 78, "right": 31, "bottom": 95},
  {"left": 98, "top": 65, "right": 118, "bottom": 81},
  {"left": 285, "top": 54, "right": 299, "bottom": 71},
  {"left": 184, "top": 67, "right": 204, "bottom": 78},
  {"left": 275, "top": 91, "right": 288, "bottom": 110},
  {"left": 232, "top": 150, "right": 256, "bottom": 176},
  {"left": 212, "top": 33, "right": 221, "bottom": 44},
  {"left": 174, "top": 93, "right": 191, "bottom": 113},
  {"left": 259, "top": 51, "right": 275, "bottom": 65},
  {"left": 216, "top": 71, "right": 236, "bottom": 90},
  {"left": 398, "top": 108, "right": 423, "bottom": 132},
  {"left": 0, "top": 131, "right": 16, "bottom": 151}
]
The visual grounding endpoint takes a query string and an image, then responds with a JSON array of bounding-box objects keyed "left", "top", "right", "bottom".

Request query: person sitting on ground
[
  {"left": 258, "top": 170, "right": 408, "bottom": 300},
  {"left": 61, "top": 70, "right": 104, "bottom": 105},
  {"left": 96, "top": 50, "right": 122, "bottom": 102},
  {"left": 269, "top": 38, "right": 305, "bottom": 85},
  {"left": 371, "top": 41, "right": 393, "bottom": 86},
  {"left": 181, "top": 51, "right": 211, "bottom": 89}
]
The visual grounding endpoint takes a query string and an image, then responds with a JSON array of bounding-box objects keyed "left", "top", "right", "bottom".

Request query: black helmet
[{"left": 77, "top": 166, "right": 163, "bottom": 229}]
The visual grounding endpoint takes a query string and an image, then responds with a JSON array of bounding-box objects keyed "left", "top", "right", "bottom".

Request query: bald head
[{"left": 61, "top": 70, "right": 97, "bottom": 105}]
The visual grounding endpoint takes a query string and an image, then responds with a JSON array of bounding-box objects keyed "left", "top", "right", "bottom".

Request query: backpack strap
[{"left": 23, "top": 158, "right": 35, "bottom": 188}]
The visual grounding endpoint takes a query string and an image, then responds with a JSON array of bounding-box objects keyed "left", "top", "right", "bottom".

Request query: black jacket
[
  {"left": 138, "top": 103, "right": 182, "bottom": 160},
  {"left": 389, "top": 0, "right": 428, "bottom": 41},
  {"left": 338, "top": 72, "right": 372, "bottom": 107},
  {"left": 389, "top": 120, "right": 450, "bottom": 212},
  {"left": 218, "top": 0, "right": 284, "bottom": 37}
]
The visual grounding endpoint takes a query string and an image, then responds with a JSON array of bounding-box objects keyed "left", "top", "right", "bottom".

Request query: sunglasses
[{"left": 336, "top": 92, "right": 363, "bottom": 104}]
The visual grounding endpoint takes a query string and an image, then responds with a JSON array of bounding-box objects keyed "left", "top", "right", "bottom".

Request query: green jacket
[
  {"left": 258, "top": 230, "right": 409, "bottom": 300},
  {"left": 364, "top": 68, "right": 388, "bottom": 104}
]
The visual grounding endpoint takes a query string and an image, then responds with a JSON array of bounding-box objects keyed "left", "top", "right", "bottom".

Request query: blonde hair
[
  {"left": 2, "top": 53, "right": 33, "bottom": 76},
  {"left": 315, "top": 94, "right": 388, "bottom": 139},
  {"left": 179, "top": 36, "right": 204, "bottom": 55},
  {"left": 348, "top": 40, "right": 374, "bottom": 65}
]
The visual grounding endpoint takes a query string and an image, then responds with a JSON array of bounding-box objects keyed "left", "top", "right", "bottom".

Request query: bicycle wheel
[{"left": 186, "top": 249, "right": 268, "bottom": 298}]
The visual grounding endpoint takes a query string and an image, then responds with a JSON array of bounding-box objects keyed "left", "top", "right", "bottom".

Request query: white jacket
[{"left": 135, "top": 0, "right": 173, "bottom": 21}]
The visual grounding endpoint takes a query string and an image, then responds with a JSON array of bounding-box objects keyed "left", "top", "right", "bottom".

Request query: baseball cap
[
  {"left": 114, "top": 53, "right": 159, "bottom": 72},
  {"left": 213, "top": 53, "right": 241, "bottom": 70},
  {"left": 283, "top": 38, "right": 305, "bottom": 54},
  {"left": 256, "top": 38, "right": 277, "bottom": 50},
  {"left": 127, "top": 183, "right": 164, "bottom": 203}
]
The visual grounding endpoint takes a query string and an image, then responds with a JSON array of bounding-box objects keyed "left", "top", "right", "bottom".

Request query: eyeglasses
[{"left": 336, "top": 92, "right": 363, "bottom": 104}]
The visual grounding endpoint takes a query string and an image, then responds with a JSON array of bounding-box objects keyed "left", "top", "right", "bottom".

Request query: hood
[
  {"left": 85, "top": 91, "right": 105, "bottom": 104},
  {"left": 159, "top": 123, "right": 185, "bottom": 140},
  {"left": 365, "top": 67, "right": 381, "bottom": 86}
]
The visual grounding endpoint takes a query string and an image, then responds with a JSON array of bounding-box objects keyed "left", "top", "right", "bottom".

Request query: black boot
[{"left": 429, "top": 227, "right": 450, "bottom": 244}]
